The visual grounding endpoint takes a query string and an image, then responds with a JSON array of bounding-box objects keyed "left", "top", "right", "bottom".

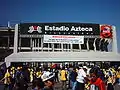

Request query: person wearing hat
[{"left": 41, "top": 71, "right": 55, "bottom": 90}]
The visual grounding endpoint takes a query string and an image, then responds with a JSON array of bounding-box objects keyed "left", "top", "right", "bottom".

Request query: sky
[{"left": 0, "top": 0, "right": 120, "bottom": 52}]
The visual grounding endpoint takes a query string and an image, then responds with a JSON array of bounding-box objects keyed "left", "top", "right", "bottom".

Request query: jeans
[
  {"left": 72, "top": 81, "right": 77, "bottom": 90},
  {"left": 118, "top": 78, "right": 120, "bottom": 84}
]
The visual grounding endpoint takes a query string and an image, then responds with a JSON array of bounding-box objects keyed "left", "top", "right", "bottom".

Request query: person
[
  {"left": 89, "top": 67, "right": 106, "bottom": 90},
  {"left": 60, "top": 67, "right": 68, "bottom": 90},
  {"left": 54, "top": 69, "right": 59, "bottom": 83},
  {"left": 69, "top": 67, "right": 78, "bottom": 90},
  {"left": 14, "top": 67, "right": 28, "bottom": 90},
  {"left": 41, "top": 71, "right": 55, "bottom": 90},
  {"left": 75, "top": 66, "right": 88, "bottom": 90},
  {"left": 32, "top": 78, "right": 44, "bottom": 90},
  {"left": 0, "top": 68, "right": 12, "bottom": 90},
  {"left": 106, "top": 72, "right": 115, "bottom": 90},
  {"left": 116, "top": 67, "right": 120, "bottom": 85}
]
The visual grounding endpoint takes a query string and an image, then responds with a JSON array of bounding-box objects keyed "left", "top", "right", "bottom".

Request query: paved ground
[
  {"left": 0, "top": 82, "right": 120, "bottom": 90},
  {"left": 27, "top": 81, "right": 70, "bottom": 90},
  {"left": 114, "top": 83, "right": 120, "bottom": 90},
  {"left": 0, "top": 83, "right": 4, "bottom": 90}
]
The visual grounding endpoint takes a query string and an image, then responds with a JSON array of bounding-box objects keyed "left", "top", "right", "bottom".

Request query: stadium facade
[{"left": 0, "top": 23, "right": 119, "bottom": 67}]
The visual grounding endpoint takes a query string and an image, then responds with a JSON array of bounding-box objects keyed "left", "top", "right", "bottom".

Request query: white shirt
[{"left": 76, "top": 68, "right": 86, "bottom": 83}]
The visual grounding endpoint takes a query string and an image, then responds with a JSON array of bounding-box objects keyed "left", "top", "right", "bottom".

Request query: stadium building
[{"left": 0, "top": 23, "right": 120, "bottom": 67}]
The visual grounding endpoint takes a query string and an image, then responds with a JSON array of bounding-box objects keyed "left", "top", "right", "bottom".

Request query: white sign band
[{"left": 43, "top": 35, "right": 84, "bottom": 44}]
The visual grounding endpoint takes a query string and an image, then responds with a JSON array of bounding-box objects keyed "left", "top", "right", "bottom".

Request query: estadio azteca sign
[
  {"left": 19, "top": 23, "right": 100, "bottom": 35},
  {"left": 28, "top": 26, "right": 92, "bottom": 33},
  {"left": 43, "top": 26, "right": 93, "bottom": 32}
]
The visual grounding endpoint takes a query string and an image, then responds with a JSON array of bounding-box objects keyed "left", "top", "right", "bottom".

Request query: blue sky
[{"left": 0, "top": 0, "right": 120, "bottom": 52}]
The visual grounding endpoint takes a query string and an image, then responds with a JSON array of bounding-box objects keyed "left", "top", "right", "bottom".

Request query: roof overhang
[{"left": 5, "top": 52, "right": 120, "bottom": 67}]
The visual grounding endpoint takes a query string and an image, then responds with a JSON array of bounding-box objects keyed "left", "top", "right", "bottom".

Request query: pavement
[
  {"left": 0, "top": 82, "right": 120, "bottom": 90},
  {"left": 0, "top": 83, "right": 4, "bottom": 90},
  {"left": 114, "top": 83, "right": 120, "bottom": 90}
]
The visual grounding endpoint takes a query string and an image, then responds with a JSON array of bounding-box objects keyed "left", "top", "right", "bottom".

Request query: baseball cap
[{"left": 41, "top": 71, "right": 55, "bottom": 82}]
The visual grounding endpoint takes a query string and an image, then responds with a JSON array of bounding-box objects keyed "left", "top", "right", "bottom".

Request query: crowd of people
[{"left": 0, "top": 63, "right": 120, "bottom": 90}]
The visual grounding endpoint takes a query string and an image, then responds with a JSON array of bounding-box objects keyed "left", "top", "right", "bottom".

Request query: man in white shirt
[{"left": 75, "top": 66, "right": 88, "bottom": 90}]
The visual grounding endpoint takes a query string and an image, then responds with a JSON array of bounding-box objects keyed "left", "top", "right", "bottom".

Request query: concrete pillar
[
  {"left": 70, "top": 44, "right": 73, "bottom": 52},
  {"left": 112, "top": 26, "right": 118, "bottom": 53},
  {"left": 13, "top": 24, "right": 18, "bottom": 53},
  {"left": 61, "top": 43, "right": 63, "bottom": 52},
  {"left": 41, "top": 37, "right": 43, "bottom": 52},
  {"left": 87, "top": 38, "right": 89, "bottom": 51},
  {"left": 79, "top": 44, "right": 81, "bottom": 51}
]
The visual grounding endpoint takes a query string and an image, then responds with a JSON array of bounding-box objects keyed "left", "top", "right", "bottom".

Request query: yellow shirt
[
  {"left": 4, "top": 72, "right": 11, "bottom": 84},
  {"left": 116, "top": 71, "right": 120, "bottom": 78},
  {"left": 30, "top": 71, "right": 33, "bottom": 82},
  {"left": 107, "top": 76, "right": 113, "bottom": 84},
  {"left": 36, "top": 71, "right": 42, "bottom": 78},
  {"left": 60, "top": 70, "right": 67, "bottom": 81}
]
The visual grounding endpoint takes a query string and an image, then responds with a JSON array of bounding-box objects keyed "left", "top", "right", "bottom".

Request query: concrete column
[
  {"left": 52, "top": 43, "right": 54, "bottom": 52},
  {"left": 61, "top": 43, "right": 63, "bottom": 52},
  {"left": 79, "top": 44, "right": 81, "bottom": 51},
  {"left": 48, "top": 43, "right": 49, "bottom": 52},
  {"left": 112, "top": 26, "right": 118, "bottom": 53},
  {"left": 38, "top": 38, "right": 39, "bottom": 52},
  {"left": 87, "top": 38, "right": 89, "bottom": 51},
  {"left": 13, "top": 24, "right": 18, "bottom": 53},
  {"left": 41, "top": 37, "right": 43, "bottom": 52},
  {"left": 30, "top": 38, "right": 32, "bottom": 51},
  {"left": 94, "top": 38, "right": 96, "bottom": 51},
  {"left": 19, "top": 37, "right": 21, "bottom": 52},
  {"left": 70, "top": 44, "right": 73, "bottom": 52}
]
